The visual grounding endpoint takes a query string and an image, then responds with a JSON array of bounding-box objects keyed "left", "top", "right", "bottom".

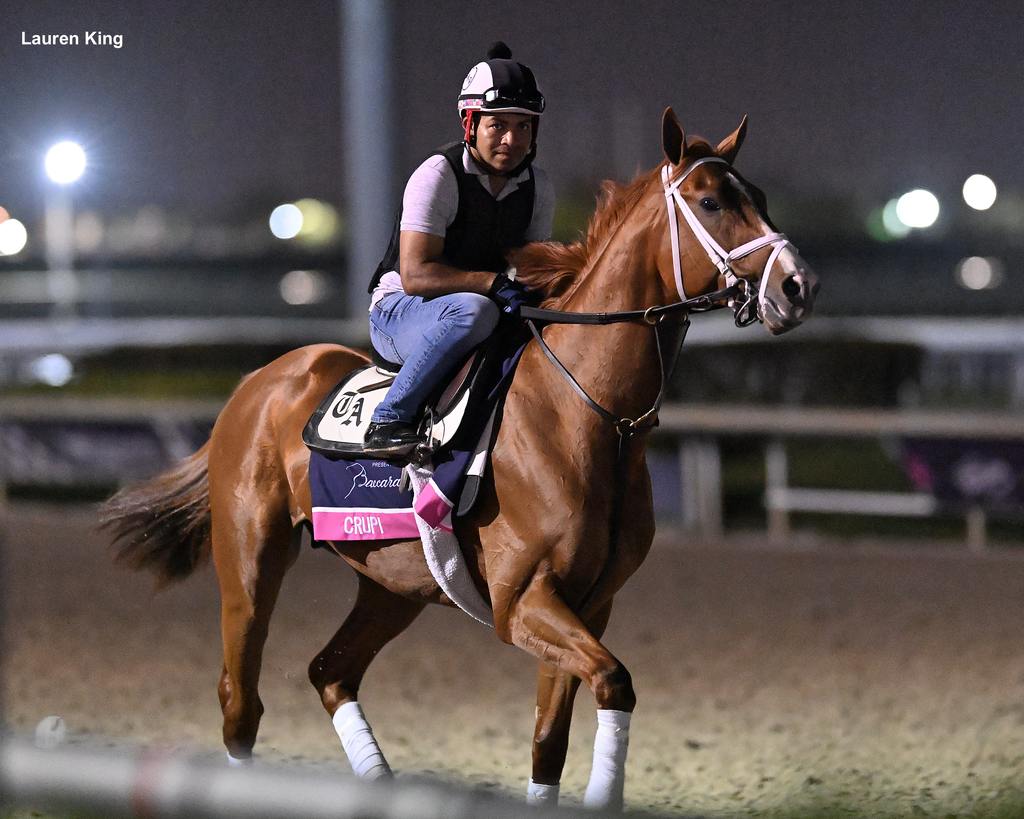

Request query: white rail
[
  {"left": 0, "top": 737, "right": 600, "bottom": 818},
  {"left": 658, "top": 404, "right": 1024, "bottom": 549},
  {"left": 3, "top": 398, "right": 1022, "bottom": 547}
]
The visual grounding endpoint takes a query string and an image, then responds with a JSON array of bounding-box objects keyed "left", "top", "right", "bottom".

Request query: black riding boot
[{"left": 362, "top": 421, "right": 426, "bottom": 458}]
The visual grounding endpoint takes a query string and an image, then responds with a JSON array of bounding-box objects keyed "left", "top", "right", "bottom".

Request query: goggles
[{"left": 479, "top": 87, "right": 545, "bottom": 112}]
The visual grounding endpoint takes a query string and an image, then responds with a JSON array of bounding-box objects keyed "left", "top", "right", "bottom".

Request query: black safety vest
[{"left": 368, "top": 142, "right": 536, "bottom": 293}]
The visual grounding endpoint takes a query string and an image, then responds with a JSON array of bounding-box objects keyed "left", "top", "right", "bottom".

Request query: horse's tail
[{"left": 99, "top": 440, "right": 212, "bottom": 587}]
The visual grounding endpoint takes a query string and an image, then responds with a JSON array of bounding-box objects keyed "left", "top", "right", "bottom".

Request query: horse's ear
[
  {"left": 662, "top": 107, "right": 686, "bottom": 166},
  {"left": 716, "top": 115, "right": 748, "bottom": 164}
]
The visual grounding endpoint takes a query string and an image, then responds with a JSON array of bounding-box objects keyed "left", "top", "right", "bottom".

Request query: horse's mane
[
  {"left": 513, "top": 166, "right": 661, "bottom": 306},
  {"left": 513, "top": 141, "right": 716, "bottom": 306}
]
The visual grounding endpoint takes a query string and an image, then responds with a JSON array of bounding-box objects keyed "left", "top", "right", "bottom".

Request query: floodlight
[
  {"left": 44, "top": 141, "right": 87, "bottom": 185},
  {"left": 269, "top": 204, "right": 303, "bottom": 239},
  {"left": 0, "top": 218, "right": 28, "bottom": 255},
  {"left": 962, "top": 175, "right": 997, "bottom": 211},
  {"left": 895, "top": 189, "right": 940, "bottom": 229}
]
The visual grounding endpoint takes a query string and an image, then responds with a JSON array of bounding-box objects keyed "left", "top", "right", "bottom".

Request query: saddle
[{"left": 302, "top": 344, "right": 489, "bottom": 463}]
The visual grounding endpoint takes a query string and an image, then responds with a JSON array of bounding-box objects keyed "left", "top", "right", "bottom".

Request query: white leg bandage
[
  {"left": 332, "top": 701, "right": 392, "bottom": 780},
  {"left": 225, "top": 752, "right": 253, "bottom": 767},
  {"left": 583, "top": 709, "right": 631, "bottom": 809},
  {"left": 526, "top": 778, "right": 560, "bottom": 806}
]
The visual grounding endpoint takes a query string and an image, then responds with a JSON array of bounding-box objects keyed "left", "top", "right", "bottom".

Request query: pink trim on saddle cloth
[
  {"left": 312, "top": 507, "right": 421, "bottom": 541},
  {"left": 413, "top": 479, "right": 454, "bottom": 532}
]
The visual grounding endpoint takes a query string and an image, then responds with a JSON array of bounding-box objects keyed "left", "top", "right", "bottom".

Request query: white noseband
[{"left": 661, "top": 158, "right": 793, "bottom": 316}]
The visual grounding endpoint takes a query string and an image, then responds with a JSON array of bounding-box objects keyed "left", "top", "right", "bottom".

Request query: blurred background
[
  {"left": 4, "top": 5, "right": 1024, "bottom": 818},
  {"left": 2, "top": 0, "right": 1022, "bottom": 542}
]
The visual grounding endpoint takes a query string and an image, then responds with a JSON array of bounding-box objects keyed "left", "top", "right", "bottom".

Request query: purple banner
[{"left": 902, "top": 438, "right": 1024, "bottom": 512}]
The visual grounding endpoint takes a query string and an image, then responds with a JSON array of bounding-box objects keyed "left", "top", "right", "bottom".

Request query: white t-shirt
[{"left": 370, "top": 146, "right": 555, "bottom": 308}]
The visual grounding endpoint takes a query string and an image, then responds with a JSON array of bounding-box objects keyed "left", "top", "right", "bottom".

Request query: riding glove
[{"left": 487, "top": 272, "right": 536, "bottom": 315}]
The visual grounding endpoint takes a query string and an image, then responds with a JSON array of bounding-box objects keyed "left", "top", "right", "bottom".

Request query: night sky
[{"left": 3, "top": 0, "right": 1023, "bottom": 224}]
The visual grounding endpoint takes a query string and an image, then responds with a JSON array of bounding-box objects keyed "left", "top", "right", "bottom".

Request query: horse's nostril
[{"left": 782, "top": 275, "right": 801, "bottom": 301}]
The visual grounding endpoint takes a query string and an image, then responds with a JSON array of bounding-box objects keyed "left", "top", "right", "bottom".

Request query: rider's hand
[{"left": 487, "top": 273, "right": 536, "bottom": 315}]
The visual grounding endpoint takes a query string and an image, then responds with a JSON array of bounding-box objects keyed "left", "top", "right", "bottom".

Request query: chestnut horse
[{"left": 101, "top": 109, "right": 818, "bottom": 810}]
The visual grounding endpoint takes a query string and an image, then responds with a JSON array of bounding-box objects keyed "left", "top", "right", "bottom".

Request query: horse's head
[{"left": 657, "top": 107, "right": 819, "bottom": 334}]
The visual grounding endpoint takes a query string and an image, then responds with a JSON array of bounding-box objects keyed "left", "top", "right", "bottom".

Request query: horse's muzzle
[{"left": 763, "top": 268, "right": 820, "bottom": 334}]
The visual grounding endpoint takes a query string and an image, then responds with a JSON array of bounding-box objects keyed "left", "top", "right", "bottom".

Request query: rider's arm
[
  {"left": 397, "top": 154, "right": 502, "bottom": 298},
  {"left": 399, "top": 231, "right": 498, "bottom": 298}
]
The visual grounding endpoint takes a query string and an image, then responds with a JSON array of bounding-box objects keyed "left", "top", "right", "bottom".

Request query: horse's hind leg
[
  {"left": 212, "top": 499, "right": 299, "bottom": 763},
  {"left": 308, "top": 571, "right": 425, "bottom": 779},
  {"left": 528, "top": 600, "right": 613, "bottom": 807}
]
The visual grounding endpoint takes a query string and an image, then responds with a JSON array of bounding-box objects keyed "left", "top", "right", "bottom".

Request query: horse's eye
[{"left": 699, "top": 197, "right": 721, "bottom": 212}]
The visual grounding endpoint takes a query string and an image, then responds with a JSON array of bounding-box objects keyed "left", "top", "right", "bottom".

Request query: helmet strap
[{"left": 462, "top": 111, "right": 480, "bottom": 148}]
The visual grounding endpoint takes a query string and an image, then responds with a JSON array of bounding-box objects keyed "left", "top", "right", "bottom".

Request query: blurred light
[
  {"left": 294, "top": 198, "right": 341, "bottom": 245},
  {"left": 279, "top": 269, "right": 328, "bottom": 305},
  {"left": 881, "top": 199, "right": 911, "bottom": 238},
  {"left": 269, "top": 203, "right": 303, "bottom": 239},
  {"left": 0, "top": 218, "right": 28, "bottom": 256},
  {"left": 962, "top": 174, "right": 997, "bottom": 210},
  {"left": 895, "top": 189, "right": 939, "bottom": 229},
  {"left": 134, "top": 206, "right": 168, "bottom": 249},
  {"left": 29, "top": 353, "right": 74, "bottom": 387},
  {"left": 74, "top": 210, "right": 105, "bottom": 253},
  {"left": 0, "top": 205, "right": 9, "bottom": 224},
  {"left": 955, "top": 256, "right": 1004, "bottom": 290},
  {"left": 47, "top": 269, "right": 79, "bottom": 301},
  {"left": 44, "top": 141, "right": 87, "bottom": 185}
]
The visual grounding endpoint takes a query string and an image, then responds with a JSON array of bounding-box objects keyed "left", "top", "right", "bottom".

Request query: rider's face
[{"left": 471, "top": 113, "right": 533, "bottom": 174}]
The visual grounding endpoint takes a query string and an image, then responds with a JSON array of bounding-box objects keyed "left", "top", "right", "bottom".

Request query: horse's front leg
[
  {"left": 527, "top": 599, "right": 614, "bottom": 807},
  {"left": 497, "top": 573, "right": 633, "bottom": 810}
]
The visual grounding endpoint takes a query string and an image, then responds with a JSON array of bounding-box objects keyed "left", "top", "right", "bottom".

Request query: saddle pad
[
  {"left": 406, "top": 463, "right": 493, "bottom": 627},
  {"left": 310, "top": 407, "right": 496, "bottom": 541},
  {"left": 310, "top": 457, "right": 418, "bottom": 540},
  {"left": 303, "top": 359, "right": 477, "bottom": 459}
]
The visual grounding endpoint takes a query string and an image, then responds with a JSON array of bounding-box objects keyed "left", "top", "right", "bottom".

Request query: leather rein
[{"left": 519, "top": 285, "right": 733, "bottom": 438}]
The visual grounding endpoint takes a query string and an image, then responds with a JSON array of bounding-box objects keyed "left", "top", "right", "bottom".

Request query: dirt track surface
[{"left": 4, "top": 504, "right": 1024, "bottom": 818}]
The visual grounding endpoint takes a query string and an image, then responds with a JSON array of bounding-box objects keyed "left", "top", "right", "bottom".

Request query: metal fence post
[
  {"left": 679, "top": 436, "right": 723, "bottom": 540},
  {"left": 765, "top": 438, "right": 790, "bottom": 542},
  {"left": 966, "top": 505, "right": 988, "bottom": 553}
]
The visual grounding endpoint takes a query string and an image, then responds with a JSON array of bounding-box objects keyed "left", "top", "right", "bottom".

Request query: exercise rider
[{"left": 362, "top": 42, "right": 554, "bottom": 457}]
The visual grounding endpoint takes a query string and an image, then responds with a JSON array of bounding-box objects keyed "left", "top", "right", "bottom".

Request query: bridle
[
  {"left": 661, "top": 157, "right": 794, "bottom": 327},
  {"left": 519, "top": 156, "right": 799, "bottom": 433}
]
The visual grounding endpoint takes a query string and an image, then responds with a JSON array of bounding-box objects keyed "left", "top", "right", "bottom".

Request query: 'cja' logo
[{"left": 331, "top": 391, "right": 365, "bottom": 426}]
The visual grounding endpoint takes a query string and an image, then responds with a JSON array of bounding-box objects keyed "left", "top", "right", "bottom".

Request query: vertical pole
[
  {"left": 966, "top": 505, "right": 987, "bottom": 553},
  {"left": 678, "top": 438, "right": 698, "bottom": 533},
  {"left": 340, "top": 0, "right": 395, "bottom": 320},
  {"left": 44, "top": 188, "right": 78, "bottom": 319},
  {"left": 0, "top": 409, "right": 8, "bottom": 516},
  {"left": 698, "top": 438, "right": 723, "bottom": 540},
  {"left": 765, "top": 439, "right": 790, "bottom": 543},
  {"left": 679, "top": 437, "right": 723, "bottom": 540}
]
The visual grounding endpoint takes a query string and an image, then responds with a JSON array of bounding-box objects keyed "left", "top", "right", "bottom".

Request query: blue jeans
[{"left": 369, "top": 291, "right": 500, "bottom": 424}]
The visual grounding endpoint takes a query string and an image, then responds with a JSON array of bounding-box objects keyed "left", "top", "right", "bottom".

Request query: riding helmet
[{"left": 458, "top": 42, "right": 545, "bottom": 147}]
